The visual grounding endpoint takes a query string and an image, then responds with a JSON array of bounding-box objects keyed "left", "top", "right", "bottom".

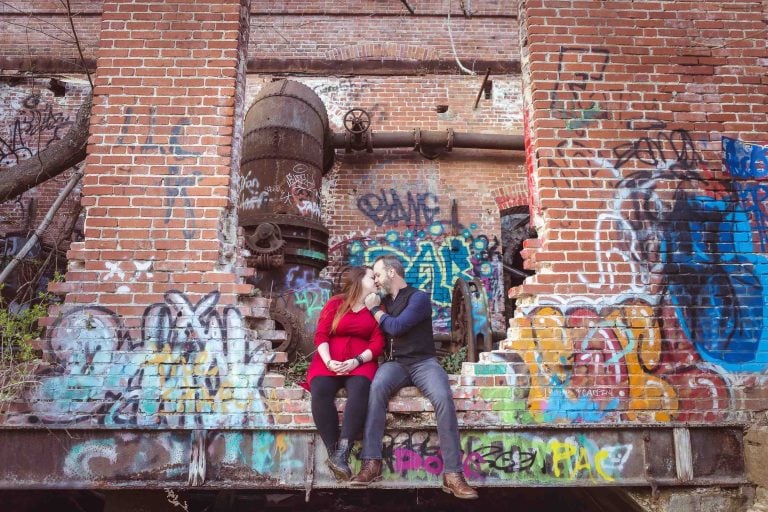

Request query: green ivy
[
  {"left": 440, "top": 346, "right": 467, "bottom": 374},
  {"left": 0, "top": 285, "right": 57, "bottom": 407},
  {"left": 0, "top": 291, "right": 52, "bottom": 364},
  {"left": 277, "top": 352, "right": 312, "bottom": 387}
]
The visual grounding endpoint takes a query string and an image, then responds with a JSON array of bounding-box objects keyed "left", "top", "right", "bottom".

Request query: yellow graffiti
[
  {"left": 593, "top": 450, "right": 613, "bottom": 481},
  {"left": 264, "top": 388, "right": 281, "bottom": 415},
  {"left": 144, "top": 348, "right": 256, "bottom": 417},
  {"left": 606, "top": 301, "right": 677, "bottom": 421},
  {"left": 505, "top": 307, "right": 572, "bottom": 419},
  {"left": 504, "top": 301, "right": 679, "bottom": 422},
  {"left": 276, "top": 433, "right": 289, "bottom": 455},
  {"left": 550, "top": 440, "right": 577, "bottom": 478},
  {"left": 549, "top": 440, "right": 614, "bottom": 480}
]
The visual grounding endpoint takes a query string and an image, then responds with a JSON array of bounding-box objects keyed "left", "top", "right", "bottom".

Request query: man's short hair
[{"left": 374, "top": 254, "right": 405, "bottom": 278}]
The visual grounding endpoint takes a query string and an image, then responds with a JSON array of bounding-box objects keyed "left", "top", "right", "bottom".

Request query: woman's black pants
[{"left": 310, "top": 375, "right": 371, "bottom": 450}]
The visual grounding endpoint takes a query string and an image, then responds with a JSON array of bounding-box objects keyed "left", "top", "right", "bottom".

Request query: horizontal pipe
[
  {"left": 331, "top": 130, "right": 524, "bottom": 152},
  {"left": 433, "top": 330, "right": 506, "bottom": 343}
]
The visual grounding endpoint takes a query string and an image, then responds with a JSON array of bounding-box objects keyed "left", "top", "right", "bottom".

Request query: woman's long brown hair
[{"left": 331, "top": 266, "right": 369, "bottom": 333}]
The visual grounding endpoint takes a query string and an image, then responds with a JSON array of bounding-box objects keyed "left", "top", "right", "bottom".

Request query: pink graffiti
[
  {"left": 393, "top": 447, "right": 443, "bottom": 475},
  {"left": 392, "top": 448, "right": 486, "bottom": 480}
]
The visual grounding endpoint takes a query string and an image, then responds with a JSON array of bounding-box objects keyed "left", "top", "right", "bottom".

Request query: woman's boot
[{"left": 327, "top": 438, "right": 352, "bottom": 481}]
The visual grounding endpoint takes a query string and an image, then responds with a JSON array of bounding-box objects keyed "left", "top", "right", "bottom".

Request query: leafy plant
[
  {"left": 0, "top": 300, "right": 46, "bottom": 363},
  {"left": 0, "top": 287, "right": 53, "bottom": 407},
  {"left": 277, "top": 352, "right": 313, "bottom": 387},
  {"left": 440, "top": 346, "right": 467, "bottom": 374}
]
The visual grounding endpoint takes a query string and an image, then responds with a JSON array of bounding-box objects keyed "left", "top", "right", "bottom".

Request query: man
[{"left": 350, "top": 254, "right": 478, "bottom": 499}]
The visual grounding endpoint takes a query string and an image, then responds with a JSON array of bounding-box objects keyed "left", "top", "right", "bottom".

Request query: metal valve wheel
[{"left": 343, "top": 108, "right": 371, "bottom": 135}]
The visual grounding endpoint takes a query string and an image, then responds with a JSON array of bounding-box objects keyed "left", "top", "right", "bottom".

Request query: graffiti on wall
[
  {"left": 366, "top": 430, "right": 635, "bottom": 483},
  {"left": 724, "top": 136, "right": 768, "bottom": 251},
  {"left": 0, "top": 93, "right": 73, "bottom": 167},
  {"left": 279, "top": 266, "right": 332, "bottom": 327},
  {"left": 357, "top": 188, "right": 440, "bottom": 227},
  {"left": 539, "top": 45, "right": 768, "bottom": 378},
  {"left": 502, "top": 301, "right": 731, "bottom": 423},
  {"left": 116, "top": 108, "right": 199, "bottom": 239},
  {"left": 549, "top": 47, "right": 610, "bottom": 130},
  {"left": 579, "top": 128, "right": 768, "bottom": 372},
  {"left": 55, "top": 430, "right": 638, "bottom": 485},
  {"left": 1, "top": 232, "right": 41, "bottom": 260},
  {"left": 342, "top": 217, "right": 504, "bottom": 333},
  {"left": 240, "top": 163, "right": 321, "bottom": 220},
  {"left": 18, "top": 291, "right": 274, "bottom": 428},
  {"left": 509, "top": 45, "right": 768, "bottom": 427},
  {"left": 62, "top": 431, "right": 308, "bottom": 482},
  {"left": 723, "top": 136, "right": 768, "bottom": 180},
  {"left": 544, "top": 46, "right": 612, "bottom": 194},
  {"left": 101, "top": 260, "right": 154, "bottom": 295}
]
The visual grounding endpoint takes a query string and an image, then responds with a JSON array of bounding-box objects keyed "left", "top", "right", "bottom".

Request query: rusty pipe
[{"left": 331, "top": 130, "right": 524, "bottom": 152}]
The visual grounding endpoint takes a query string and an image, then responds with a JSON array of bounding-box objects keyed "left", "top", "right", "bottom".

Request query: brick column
[
  {"left": 505, "top": 0, "right": 768, "bottom": 424},
  {"left": 51, "top": 0, "right": 252, "bottom": 327},
  {"left": 16, "top": 0, "right": 286, "bottom": 430}
]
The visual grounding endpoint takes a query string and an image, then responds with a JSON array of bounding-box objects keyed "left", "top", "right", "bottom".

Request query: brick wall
[
  {"left": 0, "top": 78, "right": 89, "bottom": 247},
  {"left": 510, "top": 0, "right": 768, "bottom": 422},
  {"left": 1, "top": 0, "right": 767, "bottom": 439},
  {"left": 0, "top": 1, "right": 520, "bottom": 73},
  {"left": 0, "top": 0, "right": 291, "bottom": 429}
]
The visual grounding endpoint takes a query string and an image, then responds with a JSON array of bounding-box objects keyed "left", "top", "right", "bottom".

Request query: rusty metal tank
[
  {"left": 241, "top": 80, "right": 333, "bottom": 221},
  {"left": 240, "top": 80, "right": 335, "bottom": 357}
]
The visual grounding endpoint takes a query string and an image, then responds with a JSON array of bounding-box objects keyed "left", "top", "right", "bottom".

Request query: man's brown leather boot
[
  {"left": 349, "top": 459, "right": 382, "bottom": 487},
  {"left": 442, "top": 472, "right": 478, "bottom": 499}
]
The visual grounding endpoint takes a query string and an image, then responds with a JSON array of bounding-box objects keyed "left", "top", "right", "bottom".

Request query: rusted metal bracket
[{"left": 474, "top": 68, "right": 492, "bottom": 109}]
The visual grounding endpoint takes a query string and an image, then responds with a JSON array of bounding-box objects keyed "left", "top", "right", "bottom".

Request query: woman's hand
[
  {"left": 335, "top": 358, "right": 360, "bottom": 375},
  {"left": 326, "top": 359, "right": 344, "bottom": 374}
]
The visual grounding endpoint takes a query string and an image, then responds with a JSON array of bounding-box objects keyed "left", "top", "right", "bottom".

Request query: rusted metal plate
[
  {"left": 643, "top": 429, "right": 676, "bottom": 480},
  {"left": 0, "top": 430, "right": 191, "bottom": 487},
  {"left": 690, "top": 428, "right": 745, "bottom": 479},
  {"left": 0, "top": 427, "right": 746, "bottom": 489}
]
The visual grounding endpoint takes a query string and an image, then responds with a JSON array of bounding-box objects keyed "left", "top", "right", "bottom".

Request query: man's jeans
[{"left": 360, "top": 357, "right": 462, "bottom": 473}]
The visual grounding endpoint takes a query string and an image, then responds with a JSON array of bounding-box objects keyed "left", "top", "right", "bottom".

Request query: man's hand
[{"left": 364, "top": 292, "right": 381, "bottom": 310}]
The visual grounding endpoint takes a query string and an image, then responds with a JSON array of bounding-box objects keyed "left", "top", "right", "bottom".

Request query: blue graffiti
[
  {"left": 347, "top": 221, "right": 501, "bottom": 333},
  {"left": 542, "top": 382, "right": 619, "bottom": 423},
  {"left": 24, "top": 292, "right": 274, "bottom": 427},
  {"left": 734, "top": 182, "right": 768, "bottom": 252},
  {"left": 723, "top": 136, "right": 768, "bottom": 179},
  {"left": 348, "top": 222, "right": 476, "bottom": 305},
  {"left": 357, "top": 189, "right": 440, "bottom": 227},
  {"left": 662, "top": 194, "right": 768, "bottom": 371},
  {"left": 216, "top": 431, "right": 276, "bottom": 474}
]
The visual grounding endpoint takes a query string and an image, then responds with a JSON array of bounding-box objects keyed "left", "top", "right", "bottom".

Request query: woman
[{"left": 306, "top": 266, "right": 385, "bottom": 481}]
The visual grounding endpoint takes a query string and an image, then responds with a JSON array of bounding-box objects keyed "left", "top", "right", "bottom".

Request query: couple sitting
[{"left": 305, "top": 255, "right": 478, "bottom": 500}]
